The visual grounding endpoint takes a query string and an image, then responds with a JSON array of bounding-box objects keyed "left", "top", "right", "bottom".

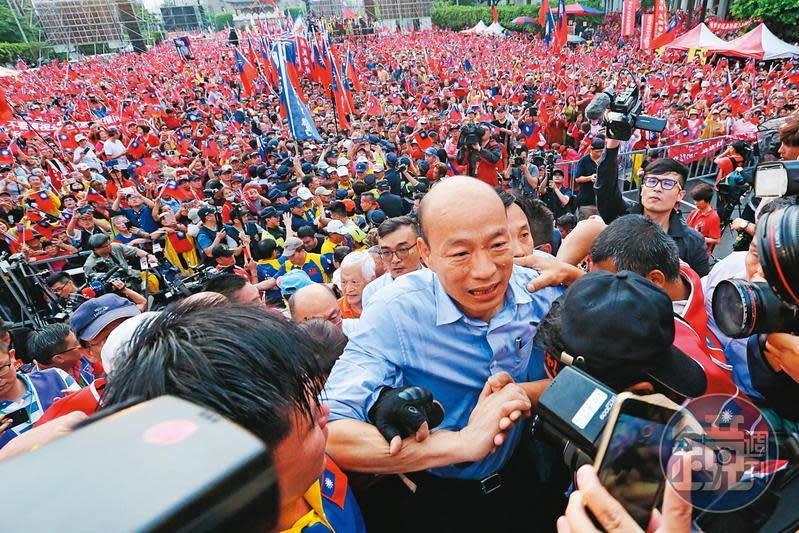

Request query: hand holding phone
[{"left": 1, "top": 407, "right": 30, "bottom": 429}]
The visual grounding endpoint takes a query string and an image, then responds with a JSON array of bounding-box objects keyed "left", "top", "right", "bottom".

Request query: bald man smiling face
[{"left": 417, "top": 176, "right": 514, "bottom": 323}]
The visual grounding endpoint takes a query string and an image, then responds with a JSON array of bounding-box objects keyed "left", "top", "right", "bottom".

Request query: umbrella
[
  {"left": 568, "top": 34, "right": 586, "bottom": 43},
  {"left": 511, "top": 16, "right": 536, "bottom": 25},
  {"left": 550, "top": 3, "right": 605, "bottom": 16}
]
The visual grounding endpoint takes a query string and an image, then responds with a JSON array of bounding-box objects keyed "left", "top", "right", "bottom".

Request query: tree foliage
[
  {"left": 0, "top": 5, "right": 35, "bottom": 43},
  {"left": 731, "top": 0, "right": 799, "bottom": 42},
  {"left": 0, "top": 42, "right": 50, "bottom": 65},
  {"left": 431, "top": 1, "right": 602, "bottom": 33},
  {"left": 213, "top": 12, "right": 234, "bottom": 31}
]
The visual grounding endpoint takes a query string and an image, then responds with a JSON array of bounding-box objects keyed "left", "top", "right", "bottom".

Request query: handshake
[{"left": 368, "top": 372, "right": 531, "bottom": 460}]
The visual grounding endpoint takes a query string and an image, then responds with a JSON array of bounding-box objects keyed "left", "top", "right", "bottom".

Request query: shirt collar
[{"left": 433, "top": 269, "right": 531, "bottom": 326}]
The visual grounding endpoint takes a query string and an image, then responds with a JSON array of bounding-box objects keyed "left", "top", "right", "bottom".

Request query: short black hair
[
  {"left": 102, "top": 304, "right": 326, "bottom": 449},
  {"left": 645, "top": 158, "right": 689, "bottom": 187},
  {"left": 203, "top": 273, "right": 248, "bottom": 299},
  {"left": 525, "top": 199, "right": 554, "bottom": 248},
  {"left": 590, "top": 214, "right": 680, "bottom": 282},
  {"left": 690, "top": 182, "right": 714, "bottom": 203},
  {"left": 46, "top": 271, "right": 72, "bottom": 288},
  {"left": 297, "top": 226, "right": 316, "bottom": 238},
  {"left": 377, "top": 216, "right": 419, "bottom": 239},
  {"left": 252, "top": 239, "right": 277, "bottom": 261},
  {"left": 556, "top": 213, "right": 578, "bottom": 232},
  {"left": 26, "top": 323, "right": 71, "bottom": 365}
]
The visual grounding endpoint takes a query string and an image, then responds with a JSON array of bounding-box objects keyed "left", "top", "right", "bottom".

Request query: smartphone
[
  {"left": 2, "top": 407, "right": 30, "bottom": 428},
  {"left": 593, "top": 393, "right": 679, "bottom": 529}
]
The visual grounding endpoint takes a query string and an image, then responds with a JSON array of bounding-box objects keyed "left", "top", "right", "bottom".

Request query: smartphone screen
[
  {"left": 2, "top": 407, "right": 30, "bottom": 428},
  {"left": 597, "top": 399, "right": 677, "bottom": 529}
]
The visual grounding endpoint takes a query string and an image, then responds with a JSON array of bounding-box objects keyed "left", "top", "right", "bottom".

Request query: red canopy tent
[
  {"left": 549, "top": 2, "right": 605, "bottom": 16},
  {"left": 664, "top": 23, "right": 726, "bottom": 51},
  {"left": 707, "top": 23, "right": 799, "bottom": 60}
]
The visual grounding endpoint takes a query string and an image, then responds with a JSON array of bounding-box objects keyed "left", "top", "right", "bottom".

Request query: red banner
[
  {"left": 667, "top": 137, "right": 726, "bottom": 164},
  {"left": 652, "top": 0, "right": 668, "bottom": 43},
  {"left": 706, "top": 18, "right": 761, "bottom": 33},
  {"left": 641, "top": 14, "right": 654, "bottom": 50},
  {"left": 621, "top": 0, "right": 640, "bottom": 37}
]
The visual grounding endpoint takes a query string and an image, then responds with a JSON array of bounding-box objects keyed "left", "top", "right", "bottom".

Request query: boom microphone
[{"left": 584, "top": 91, "right": 613, "bottom": 122}]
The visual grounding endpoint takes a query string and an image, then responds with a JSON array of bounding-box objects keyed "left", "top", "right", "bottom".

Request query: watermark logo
[{"left": 661, "top": 393, "right": 780, "bottom": 513}]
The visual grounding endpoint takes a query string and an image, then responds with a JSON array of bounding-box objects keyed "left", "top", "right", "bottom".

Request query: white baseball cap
[
  {"left": 336, "top": 166, "right": 349, "bottom": 177},
  {"left": 325, "top": 220, "right": 348, "bottom": 235},
  {"left": 297, "top": 186, "right": 313, "bottom": 201},
  {"left": 336, "top": 156, "right": 350, "bottom": 166}
]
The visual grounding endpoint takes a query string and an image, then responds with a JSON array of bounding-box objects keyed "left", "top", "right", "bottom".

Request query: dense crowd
[{"left": 0, "top": 13, "right": 798, "bottom": 533}]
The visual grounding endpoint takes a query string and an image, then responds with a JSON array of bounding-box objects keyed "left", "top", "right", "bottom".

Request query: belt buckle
[{"left": 480, "top": 473, "right": 502, "bottom": 495}]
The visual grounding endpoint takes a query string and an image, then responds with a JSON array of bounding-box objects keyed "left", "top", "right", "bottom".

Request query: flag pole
[{"left": 328, "top": 83, "right": 340, "bottom": 138}]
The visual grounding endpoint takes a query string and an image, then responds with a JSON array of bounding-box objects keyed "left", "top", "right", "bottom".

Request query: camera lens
[
  {"left": 713, "top": 279, "right": 798, "bottom": 338},
  {"left": 757, "top": 205, "right": 799, "bottom": 308}
]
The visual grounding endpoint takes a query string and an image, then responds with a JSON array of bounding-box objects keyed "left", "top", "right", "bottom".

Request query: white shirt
[
  {"left": 103, "top": 138, "right": 127, "bottom": 161},
  {"left": 361, "top": 271, "right": 395, "bottom": 308}
]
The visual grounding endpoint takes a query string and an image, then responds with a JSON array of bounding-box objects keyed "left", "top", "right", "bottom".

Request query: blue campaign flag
[{"left": 270, "top": 41, "right": 322, "bottom": 142}]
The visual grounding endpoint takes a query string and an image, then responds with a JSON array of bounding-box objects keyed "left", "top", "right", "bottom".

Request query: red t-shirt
[{"left": 686, "top": 208, "right": 721, "bottom": 254}]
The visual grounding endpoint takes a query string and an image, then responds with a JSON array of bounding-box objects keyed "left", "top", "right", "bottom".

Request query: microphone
[
  {"left": 81, "top": 287, "right": 97, "bottom": 299},
  {"left": 584, "top": 92, "right": 613, "bottom": 122}
]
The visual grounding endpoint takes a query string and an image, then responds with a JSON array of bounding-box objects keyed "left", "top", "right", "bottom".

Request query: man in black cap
[
  {"left": 573, "top": 137, "right": 604, "bottom": 208},
  {"left": 266, "top": 188, "right": 289, "bottom": 213},
  {"left": 538, "top": 169, "right": 573, "bottom": 220},
  {"left": 260, "top": 206, "right": 285, "bottom": 249},
  {"left": 375, "top": 180, "right": 405, "bottom": 218},
  {"left": 536, "top": 269, "right": 706, "bottom": 400},
  {"left": 288, "top": 197, "right": 315, "bottom": 233},
  {"left": 195, "top": 206, "right": 232, "bottom": 263}
]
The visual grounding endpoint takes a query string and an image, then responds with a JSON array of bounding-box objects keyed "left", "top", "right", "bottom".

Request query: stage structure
[
  {"left": 161, "top": 2, "right": 210, "bottom": 32},
  {"left": 6, "top": 0, "right": 149, "bottom": 53}
]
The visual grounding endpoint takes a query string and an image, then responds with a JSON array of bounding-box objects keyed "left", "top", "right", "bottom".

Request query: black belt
[{"left": 405, "top": 462, "right": 512, "bottom": 497}]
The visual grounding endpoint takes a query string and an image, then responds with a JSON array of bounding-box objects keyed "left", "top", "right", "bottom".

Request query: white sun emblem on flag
[
  {"left": 720, "top": 409, "right": 733, "bottom": 424},
  {"left": 324, "top": 477, "right": 333, "bottom": 490}
]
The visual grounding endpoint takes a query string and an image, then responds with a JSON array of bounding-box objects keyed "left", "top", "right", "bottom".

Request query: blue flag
[{"left": 270, "top": 41, "right": 322, "bottom": 142}]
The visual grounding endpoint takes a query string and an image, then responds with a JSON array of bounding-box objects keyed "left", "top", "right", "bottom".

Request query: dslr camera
[
  {"left": 712, "top": 203, "right": 799, "bottom": 337},
  {"left": 458, "top": 124, "right": 485, "bottom": 149}
]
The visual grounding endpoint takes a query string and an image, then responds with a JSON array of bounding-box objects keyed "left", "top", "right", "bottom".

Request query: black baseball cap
[
  {"left": 558, "top": 270, "right": 706, "bottom": 398},
  {"left": 211, "top": 244, "right": 234, "bottom": 259},
  {"left": 197, "top": 207, "right": 216, "bottom": 219}
]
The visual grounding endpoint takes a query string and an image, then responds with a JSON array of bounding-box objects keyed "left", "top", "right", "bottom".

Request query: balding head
[
  {"left": 416, "top": 176, "right": 514, "bottom": 323},
  {"left": 289, "top": 283, "right": 343, "bottom": 329}
]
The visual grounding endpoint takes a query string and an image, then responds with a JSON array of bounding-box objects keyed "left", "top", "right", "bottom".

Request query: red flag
[
  {"left": 538, "top": 0, "right": 551, "bottom": 27},
  {"left": 57, "top": 132, "right": 78, "bottom": 152},
  {"left": 202, "top": 139, "right": 219, "bottom": 160},
  {"left": 162, "top": 179, "right": 193, "bottom": 201},
  {"left": 0, "top": 88, "right": 13, "bottom": 122},
  {"left": 84, "top": 187, "right": 106, "bottom": 205},
  {"left": 235, "top": 48, "right": 257, "bottom": 96},
  {"left": 0, "top": 148, "right": 13, "bottom": 166},
  {"left": 366, "top": 95, "right": 383, "bottom": 117}
]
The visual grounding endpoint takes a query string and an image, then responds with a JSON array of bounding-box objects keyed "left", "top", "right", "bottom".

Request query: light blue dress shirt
[{"left": 324, "top": 265, "right": 563, "bottom": 480}]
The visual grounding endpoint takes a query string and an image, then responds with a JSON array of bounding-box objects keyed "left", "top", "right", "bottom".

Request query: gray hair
[{"left": 340, "top": 250, "right": 376, "bottom": 281}]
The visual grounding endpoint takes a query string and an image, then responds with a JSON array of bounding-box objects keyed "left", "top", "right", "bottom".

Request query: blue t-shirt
[{"left": 122, "top": 205, "right": 158, "bottom": 234}]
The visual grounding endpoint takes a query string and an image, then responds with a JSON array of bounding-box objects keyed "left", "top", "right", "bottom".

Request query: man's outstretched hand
[{"left": 369, "top": 386, "right": 445, "bottom": 456}]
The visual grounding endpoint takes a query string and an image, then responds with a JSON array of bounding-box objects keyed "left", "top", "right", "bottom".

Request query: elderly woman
[{"left": 337, "top": 250, "right": 376, "bottom": 319}]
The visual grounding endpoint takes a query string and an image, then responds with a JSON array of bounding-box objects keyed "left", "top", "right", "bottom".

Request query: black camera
[
  {"left": 458, "top": 124, "right": 485, "bottom": 149},
  {"left": 712, "top": 205, "right": 799, "bottom": 337},
  {"left": 600, "top": 86, "right": 666, "bottom": 141}
]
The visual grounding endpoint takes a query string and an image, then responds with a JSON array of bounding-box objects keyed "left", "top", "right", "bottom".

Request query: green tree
[
  {"left": 731, "top": 0, "right": 799, "bottom": 42},
  {"left": 0, "top": 5, "right": 35, "bottom": 43},
  {"left": 214, "top": 12, "right": 234, "bottom": 31}
]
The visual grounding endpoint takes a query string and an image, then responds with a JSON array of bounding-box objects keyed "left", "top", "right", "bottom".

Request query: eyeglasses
[
  {"left": 642, "top": 176, "right": 682, "bottom": 191},
  {"left": 0, "top": 354, "right": 12, "bottom": 371},
  {"left": 50, "top": 344, "right": 84, "bottom": 359},
  {"left": 50, "top": 283, "right": 68, "bottom": 293},
  {"left": 378, "top": 243, "right": 417, "bottom": 260}
]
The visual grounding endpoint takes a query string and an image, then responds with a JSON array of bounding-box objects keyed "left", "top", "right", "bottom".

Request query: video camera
[
  {"left": 712, "top": 204, "right": 799, "bottom": 337},
  {"left": 530, "top": 149, "right": 560, "bottom": 171},
  {"left": 458, "top": 124, "right": 485, "bottom": 149},
  {"left": 585, "top": 84, "right": 666, "bottom": 141}
]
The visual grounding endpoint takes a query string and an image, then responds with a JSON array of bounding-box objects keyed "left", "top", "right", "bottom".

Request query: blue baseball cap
[
  {"left": 278, "top": 270, "right": 314, "bottom": 298},
  {"left": 424, "top": 147, "right": 438, "bottom": 156},
  {"left": 69, "top": 294, "right": 140, "bottom": 341},
  {"left": 267, "top": 189, "right": 287, "bottom": 201},
  {"left": 369, "top": 209, "right": 387, "bottom": 225},
  {"left": 335, "top": 189, "right": 348, "bottom": 200},
  {"left": 288, "top": 197, "right": 305, "bottom": 208},
  {"left": 355, "top": 162, "right": 368, "bottom": 173}
]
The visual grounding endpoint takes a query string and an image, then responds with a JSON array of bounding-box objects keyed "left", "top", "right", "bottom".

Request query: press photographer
[
  {"left": 455, "top": 123, "right": 502, "bottom": 187},
  {"left": 506, "top": 146, "right": 539, "bottom": 198},
  {"left": 46, "top": 271, "right": 146, "bottom": 315}
]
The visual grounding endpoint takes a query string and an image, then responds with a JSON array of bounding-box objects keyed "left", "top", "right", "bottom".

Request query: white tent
[
  {"left": 461, "top": 20, "right": 488, "bottom": 34},
  {"left": 664, "top": 23, "right": 726, "bottom": 51},
  {"left": 707, "top": 23, "right": 799, "bottom": 60},
  {"left": 0, "top": 66, "right": 20, "bottom": 78},
  {"left": 484, "top": 22, "right": 508, "bottom": 36}
]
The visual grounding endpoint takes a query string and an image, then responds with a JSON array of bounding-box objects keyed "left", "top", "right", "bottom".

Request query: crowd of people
[{"left": 0, "top": 11, "right": 798, "bottom": 533}]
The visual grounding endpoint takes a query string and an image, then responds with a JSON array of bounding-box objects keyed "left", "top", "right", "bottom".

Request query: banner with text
[
  {"left": 668, "top": 137, "right": 726, "bottom": 164},
  {"left": 706, "top": 18, "right": 761, "bottom": 33},
  {"left": 0, "top": 115, "right": 122, "bottom": 136},
  {"left": 622, "top": 0, "right": 640, "bottom": 37},
  {"left": 641, "top": 14, "right": 654, "bottom": 50}
]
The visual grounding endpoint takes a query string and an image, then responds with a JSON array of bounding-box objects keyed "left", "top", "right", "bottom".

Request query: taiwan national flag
[
  {"left": 0, "top": 148, "right": 13, "bottom": 165},
  {"left": 57, "top": 133, "right": 77, "bottom": 151},
  {"left": 202, "top": 139, "right": 219, "bottom": 160},
  {"left": 270, "top": 41, "right": 323, "bottom": 141},
  {"left": 32, "top": 190, "right": 56, "bottom": 212},
  {"left": 162, "top": 178, "right": 193, "bottom": 201},
  {"left": 130, "top": 157, "right": 160, "bottom": 176},
  {"left": 0, "top": 88, "right": 14, "bottom": 122},
  {"left": 128, "top": 138, "right": 148, "bottom": 160},
  {"left": 366, "top": 95, "right": 383, "bottom": 117},
  {"left": 85, "top": 187, "right": 106, "bottom": 205},
  {"left": 651, "top": 14, "right": 679, "bottom": 49},
  {"left": 235, "top": 48, "right": 258, "bottom": 96}
]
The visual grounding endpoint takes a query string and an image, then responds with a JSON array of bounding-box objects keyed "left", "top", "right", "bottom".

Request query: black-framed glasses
[
  {"left": 50, "top": 344, "right": 84, "bottom": 359},
  {"left": 378, "top": 243, "right": 417, "bottom": 260},
  {"left": 642, "top": 176, "right": 681, "bottom": 191}
]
